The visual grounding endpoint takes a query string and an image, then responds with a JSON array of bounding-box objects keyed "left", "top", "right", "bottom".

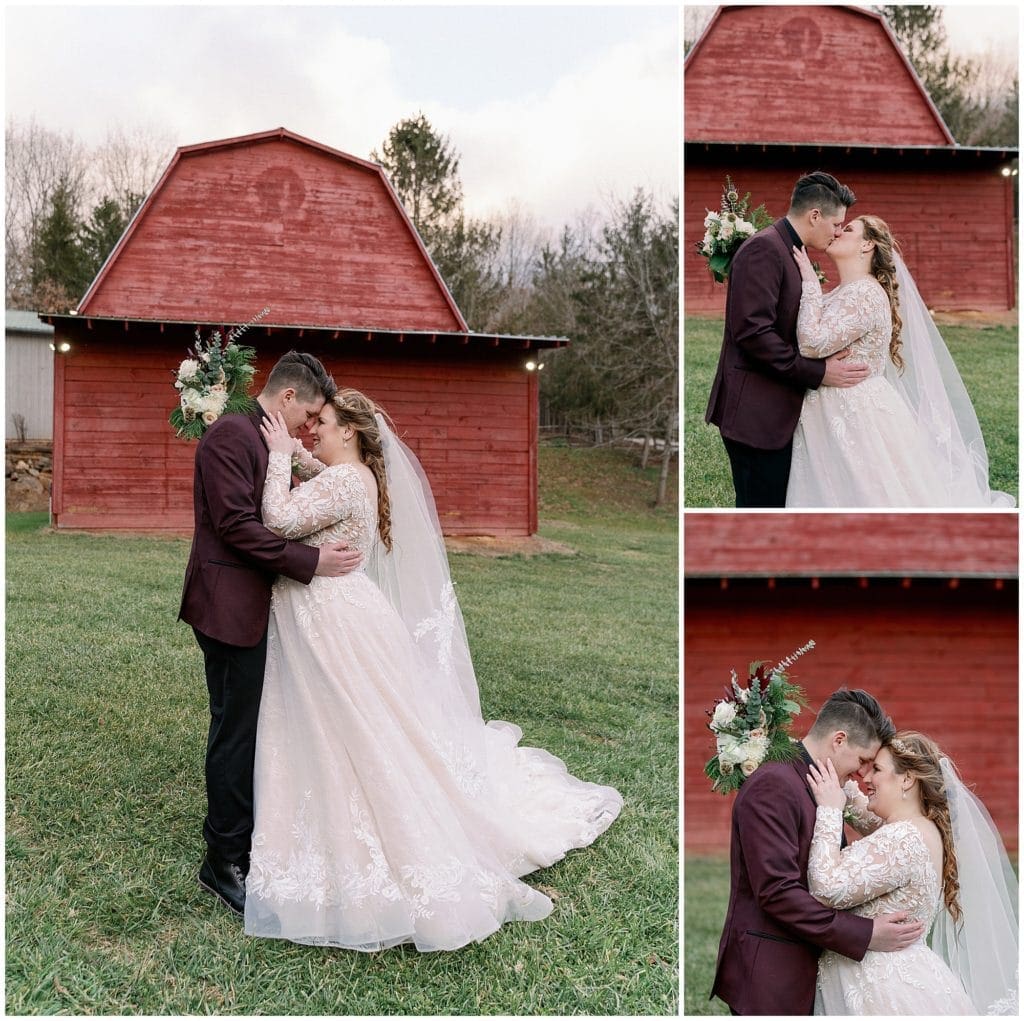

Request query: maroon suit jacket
[
  {"left": 711, "top": 757, "right": 873, "bottom": 1015},
  {"left": 178, "top": 406, "right": 319, "bottom": 647},
  {"left": 705, "top": 220, "right": 827, "bottom": 450}
]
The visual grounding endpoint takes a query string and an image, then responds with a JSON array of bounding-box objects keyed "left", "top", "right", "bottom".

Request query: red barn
[
  {"left": 41, "top": 128, "right": 565, "bottom": 535},
  {"left": 685, "top": 5, "right": 1018, "bottom": 314},
  {"left": 684, "top": 513, "right": 1018, "bottom": 854}
]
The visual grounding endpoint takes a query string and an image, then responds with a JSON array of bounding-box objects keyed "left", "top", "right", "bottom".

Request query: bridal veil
[
  {"left": 885, "top": 255, "right": 1014, "bottom": 507},
  {"left": 930, "top": 758, "right": 1018, "bottom": 1014}
]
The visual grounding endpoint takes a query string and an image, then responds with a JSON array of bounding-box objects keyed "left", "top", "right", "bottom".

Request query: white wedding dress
[
  {"left": 787, "top": 277, "right": 955, "bottom": 507},
  {"left": 808, "top": 804, "right": 976, "bottom": 1015},
  {"left": 786, "top": 273, "right": 1012, "bottom": 508},
  {"left": 243, "top": 448, "right": 622, "bottom": 951}
]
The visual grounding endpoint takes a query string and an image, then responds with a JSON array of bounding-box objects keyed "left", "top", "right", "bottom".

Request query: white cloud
[{"left": 5, "top": 6, "right": 678, "bottom": 232}]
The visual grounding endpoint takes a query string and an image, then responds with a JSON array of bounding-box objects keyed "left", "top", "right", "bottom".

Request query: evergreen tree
[
  {"left": 371, "top": 113, "right": 462, "bottom": 247},
  {"left": 878, "top": 5, "right": 1016, "bottom": 146},
  {"left": 80, "top": 194, "right": 131, "bottom": 278},
  {"left": 372, "top": 114, "right": 502, "bottom": 328},
  {"left": 30, "top": 176, "right": 91, "bottom": 310}
]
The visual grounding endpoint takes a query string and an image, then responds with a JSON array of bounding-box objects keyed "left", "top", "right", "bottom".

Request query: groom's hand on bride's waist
[
  {"left": 867, "top": 911, "right": 925, "bottom": 952},
  {"left": 315, "top": 542, "right": 363, "bottom": 576},
  {"left": 822, "top": 348, "right": 870, "bottom": 388}
]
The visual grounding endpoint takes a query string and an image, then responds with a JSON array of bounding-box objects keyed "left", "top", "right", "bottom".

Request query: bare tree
[
  {"left": 91, "top": 122, "right": 173, "bottom": 215},
  {"left": 5, "top": 117, "right": 88, "bottom": 306},
  {"left": 6, "top": 118, "right": 172, "bottom": 308}
]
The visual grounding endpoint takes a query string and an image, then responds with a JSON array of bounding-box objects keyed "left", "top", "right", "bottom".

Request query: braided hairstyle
[
  {"left": 328, "top": 388, "right": 393, "bottom": 551},
  {"left": 856, "top": 215, "right": 904, "bottom": 372},
  {"left": 887, "top": 730, "right": 962, "bottom": 925}
]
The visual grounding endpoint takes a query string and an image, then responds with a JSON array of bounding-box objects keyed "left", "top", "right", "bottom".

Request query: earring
[{"left": 902, "top": 788, "right": 907, "bottom": 800}]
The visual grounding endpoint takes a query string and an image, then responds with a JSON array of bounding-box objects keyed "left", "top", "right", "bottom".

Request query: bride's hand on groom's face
[
  {"left": 791, "top": 244, "right": 820, "bottom": 284},
  {"left": 260, "top": 411, "right": 296, "bottom": 455},
  {"left": 806, "top": 758, "right": 847, "bottom": 811}
]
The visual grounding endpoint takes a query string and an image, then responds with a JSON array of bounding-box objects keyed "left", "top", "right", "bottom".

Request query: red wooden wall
[
  {"left": 685, "top": 6, "right": 951, "bottom": 146},
  {"left": 685, "top": 512, "right": 1018, "bottom": 578},
  {"left": 684, "top": 579, "right": 1018, "bottom": 855},
  {"left": 685, "top": 161, "right": 1017, "bottom": 314},
  {"left": 51, "top": 327, "right": 536, "bottom": 536},
  {"left": 79, "top": 133, "right": 463, "bottom": 332}
]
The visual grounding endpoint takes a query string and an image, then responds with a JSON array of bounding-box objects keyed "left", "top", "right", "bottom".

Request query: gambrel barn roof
[
  {"left": 77, "top": 127, "right": 469, "bottom": 332},
  {"left": 685, "top": 5, "right": 955, "bottom": 147}
]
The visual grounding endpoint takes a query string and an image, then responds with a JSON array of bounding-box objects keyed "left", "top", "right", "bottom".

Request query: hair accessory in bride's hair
[
  {"left": 891, "top": 737, "right": 909, "bottom": 755},
  {"left": 704, "top": 640, "right": 814, "bottom": 795}
]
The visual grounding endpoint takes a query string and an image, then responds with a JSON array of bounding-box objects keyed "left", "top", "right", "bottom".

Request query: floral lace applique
[
  {"left": 429, "top": 731, "right": 486, "bottom": 797},
  {"left": 262, "top": 451, "right": 376, "bottom": 555},
  {"left": 808, "top": 806, "right": 938, "bottom": 924},
  {"left": 797, "top": 276, "right": 891, "bottom": 377},
  {"left": 413, "top": 581, "right": 459, "bottom": 676}
]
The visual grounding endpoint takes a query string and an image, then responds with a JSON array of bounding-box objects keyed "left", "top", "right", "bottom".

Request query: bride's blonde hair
[
  {"left": 857, "top": 215, "right": 904, "bottom": 372},
  {"left": 328, "top": 389, "right": 393, "bottom": 552},
  {"left": 887, "top": 730, "right": 962, "bottom": 925}
]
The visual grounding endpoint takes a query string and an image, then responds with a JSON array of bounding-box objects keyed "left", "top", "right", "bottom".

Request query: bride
[
  {"left": 806, "top": 732, "right": 1017, "bottom": 1015},
  {"left": 242, "top": 388, "right": 622, "bottom": 950},
  {"left": 786, "top": 215, "right": 1013, "bottom": 508}
]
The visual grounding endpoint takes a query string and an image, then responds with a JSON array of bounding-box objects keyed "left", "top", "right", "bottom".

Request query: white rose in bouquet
[
  {"left": 201, "top": 411, "right": 218, "bottom": 425},
  {"left": 178, "top": 359, "right": 201, "bottom": 383},
  {"left": 740, "top": 760, "right": 758, "bottom": 777},
  {"left": 717, "top": 733, "right": 745, "bottom": 766},
  {"left": 711, "top": 701, "right": 738, "bottom": 731},
  {"left": 744, "top": 734, "right": 769, "bottom": 762}
]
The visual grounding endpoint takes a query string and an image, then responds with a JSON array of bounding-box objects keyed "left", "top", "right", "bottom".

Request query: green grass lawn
[
  {"left": 6, "top": 443, "right": 678, "bottom": 1016},
  {"left": 684, "top": 316, "right": 1019, "bottom": 507},
  {"left": 683, "top": 857, "right": 730, "bottom": 1017}
]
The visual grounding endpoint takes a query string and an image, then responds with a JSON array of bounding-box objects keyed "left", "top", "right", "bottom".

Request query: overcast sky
[{"left": 4, "top": 4, "right": 680, "bottom": 232}]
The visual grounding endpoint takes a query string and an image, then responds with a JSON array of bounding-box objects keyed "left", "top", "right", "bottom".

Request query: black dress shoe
[{"left": 198, "top": 849, "right": 246, "bottom": 916}]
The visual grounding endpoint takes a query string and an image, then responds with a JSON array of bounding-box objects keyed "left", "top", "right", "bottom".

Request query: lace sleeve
[
  {"left": 808, "top": 808, "right": 915, "bottom": 908},
  {"left": 290, "top": 438, "right": 327, "bottom": 481},
  {"left": 843, "top": 780, "right": 884, "bottom": 836},
  {"left": 797, "top": 279, "right": 883, "bottom": 358},
  {"left": 262, "top": 451, "right": 360, "bottom": 540}
]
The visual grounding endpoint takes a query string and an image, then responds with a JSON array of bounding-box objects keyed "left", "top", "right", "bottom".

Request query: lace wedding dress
[
  {"left": 808, "top": 803, "right": 976, "bottom": 1015},
  {"left": 786, "top": 276, "right": 961, "bottom": 507},
  {"left": 243, "top": 449, "right": 622, "bottom": 951}
]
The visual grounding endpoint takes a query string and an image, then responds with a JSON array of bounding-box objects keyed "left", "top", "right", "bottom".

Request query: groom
[
  {"left": 705, "top": 171, "right": 870, "bottom": 507},
  {"left": 179, "top": 350, "right": 362, "bottom": 916},
  {"left": 711, "top": 688, "right": 926, "bottom": 1015}
]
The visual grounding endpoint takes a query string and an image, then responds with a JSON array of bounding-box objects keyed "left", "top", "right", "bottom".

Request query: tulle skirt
[
  {"left": 788, "top": 376, "right": 964, "bottom": 508},
  {"left": 244, "top": 571, "right": 622, "bottom": 951}
]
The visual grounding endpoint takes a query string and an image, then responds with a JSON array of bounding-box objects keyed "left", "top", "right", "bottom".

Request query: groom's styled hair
[
  {"left": 808, "top": 688, "right": 894, "bottom": 747},
  {"left": 789, "top": 171, "right": 856, "bottom": 216},
  {"left": 263, "top": 351, "right": 336, "bottom": 403}
]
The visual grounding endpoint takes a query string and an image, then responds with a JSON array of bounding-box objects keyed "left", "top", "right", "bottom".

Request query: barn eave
[
  {"left": 685, "top": 140, "right": 1018, "bottom": 161},
  {"left": 38, "top": 313, "right": 569, "bottom": 350}
]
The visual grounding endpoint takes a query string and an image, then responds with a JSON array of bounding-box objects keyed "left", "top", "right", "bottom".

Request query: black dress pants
[
  {"left": 193, "top": 627, "right": 268, "bottom": 863},
  {"left": 722, "top": 436, "right": 793, "bottom": 508}
]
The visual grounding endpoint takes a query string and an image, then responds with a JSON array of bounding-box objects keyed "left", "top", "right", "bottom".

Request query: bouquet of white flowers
[
  {"left": 169, "top": 328, "right": 258, "bottom": 440},
  {"left": 696, "top": 176, "right": 774, "bottom": 283},
  {"left": 704, "top": 641, "right": 814, "bottom": 794}
]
